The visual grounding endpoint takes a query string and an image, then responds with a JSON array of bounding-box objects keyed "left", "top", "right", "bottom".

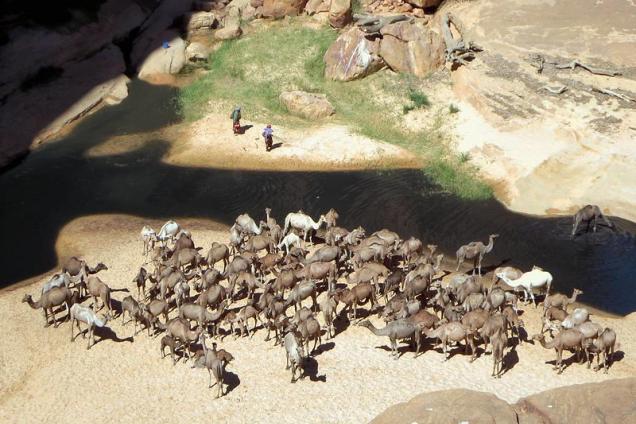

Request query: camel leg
[{"left": 51, "top": 308, "right": 59, "bottom": 328}]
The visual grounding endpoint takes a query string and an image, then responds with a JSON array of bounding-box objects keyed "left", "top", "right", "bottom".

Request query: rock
[
  {"left": 514, "top": 378, "right": 636, "bottom": 423},
  {"left": 193, "top": 1, "right": 216, "bottom": 11},
  {"left": 406, "top": 0, "right": 442, "bottom": 7},
  {"left": 329, "top": 0, "right": 353, "bottom": 28},
  {"left": 371, "top": 389, "right": 518, "bottom": 424},
  {"left": 279, "top": 91, "right": 335, "bottom": 119},
  {"left": 398, "top": 3, "right": 413, "bottom": 12},
  {"left": 0, "top": 44, "right": 128, "bottom": 168},
  {"left": 262, "top": 0, "right": 309, "bottom": 18},
  {"left": 103, "top": 75, "right": 131, "bottom": 106},
  {"left": 131, "top": 0, "right": 195, "bottom": 71},
  {"left": 182, "top": 12, "right": 218, "bottom": 34},
  {"left": 186, "top": 42, "right": 211, "bottom": 62},
  {"left": 412, "top": 8, "right": 426, "bottom": 18},
  {"left": 242, "top": 5, "right": 258, "bottom": 20},
  {"left": 305, "top": 0, "right": 331, "bottom": 15},
  {"left": 0, "top": 0, "right": 147, "bottom": 99},
  {"left": 137, "top": 31, "right": 187, "bottom": 80},
  {"left": 324, "top": 27, "right": 385, "bottom": 81},
  {"left": 215, "top": 26, "right": 243, "bottom": 40},
  {"left": 251, "top": 0, "right": 264, "bottom": 7},
  {"left": 379, "top": 20, "right": 444, "bottom": 77}
]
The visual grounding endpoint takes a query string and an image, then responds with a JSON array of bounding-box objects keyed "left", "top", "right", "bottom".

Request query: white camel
[
  {"left": 69, "top": 303, "right": 109, "bottom": 350},
  {"left": 283, "top": 212, "right": 326, "bottom": 243},
  {"left": 235, "top": 214, "right": 265, "bottom": 236},
  {"left": 156, "top": 220, "right": 181, "bottom": 246},
  {"left": 140, "top": 225, "right": 157, "bottom": 256},
  {"left": 278, "top": 233, "right": 303, "bottom": 255},
  {"left": 496, "top": 266, "right": 553, "bottom": 307},
  {"left": 41, "top": 272, "right": 71, "bottom": 294}
]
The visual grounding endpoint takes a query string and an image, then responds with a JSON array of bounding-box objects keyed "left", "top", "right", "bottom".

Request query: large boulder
[
  {"left": 515, "top": 378, "right": 636, "bottom": 423},
  {"left": 186, "top": 42, "right": 212, "bottom": 61},
  {"left": 379, "top": 20, "right": 445, "bottom": 77},
  {"left": 280, "top": 91, "right": 335, "bottom": 119},
  {"left": 262, "top": 0, "right": 308, "bottom": 18},
  {"left": 371, "top": 389, "right": 518, "bottom": 424},
  {"left": 324, "top": 27, "right": 385, "bottom": 81},
  {"left": 406, "top": 0, "right": 443, "bottom": 7},
  {"left": 216, "top": 6, "right": 243, "bottom": 40},
  {"left": 305, "top": 0, "right": 330, "bottom": 15},
  {"left": 182, "top": 12, "right": 218, "bottom": 34},
  {"left": 329, "top": 0, "right": 353, "bottom": 28},
  {"left": 137, "top": 31, "right": 187, "bottom": 80}
]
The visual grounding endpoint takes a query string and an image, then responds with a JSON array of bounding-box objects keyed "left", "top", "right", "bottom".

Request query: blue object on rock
[{"left": 162, "top": 41, "right": 170, "bottom": 49}]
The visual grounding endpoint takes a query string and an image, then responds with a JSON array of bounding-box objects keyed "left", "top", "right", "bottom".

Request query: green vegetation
[
  {"left": 402, "top": 89, "right": 431, "bottom": 114},
  {"left": 178, "top": 23, "right": 491, "bottom": 200},
  {"left": 449, "top": 103, "right": 460, "bottom": 114}
]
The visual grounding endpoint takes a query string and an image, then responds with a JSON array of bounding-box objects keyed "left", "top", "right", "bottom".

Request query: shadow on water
[{"left": 1, "top": 80, "right": 635, "bottom": 314}]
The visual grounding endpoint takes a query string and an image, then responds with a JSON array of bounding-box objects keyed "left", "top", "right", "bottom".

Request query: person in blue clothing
[{"left": 262, "top": 124, "right": 273, "bottom": 151}]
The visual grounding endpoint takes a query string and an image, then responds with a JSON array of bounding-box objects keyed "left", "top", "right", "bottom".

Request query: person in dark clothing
[
  {"left": 262, "top": 124, "right": 273, "bottom": 151},
  {"left": 230, "top": 106, "right": 241, "bottom": 135}
]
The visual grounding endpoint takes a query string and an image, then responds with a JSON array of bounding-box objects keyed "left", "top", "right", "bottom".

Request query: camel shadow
[
  {"left": 303, "top": 357, "right": 326, "bottom": 382},
  {"left": 224, "top": 370, "right": 241, "bottom": 394},
  {"left": 500, "top": 348, "right": 519, "bottom": 376},
  {"left": 333, "top": 315, "right": 351, "bottom": 335},
  {"left": 93, "top": 326, "right": 134, "bottom": 346},
  {"left": 312, "top": 341, "right": 335, "bottom": 357}
]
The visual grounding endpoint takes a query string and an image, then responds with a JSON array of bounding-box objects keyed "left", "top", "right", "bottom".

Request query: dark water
[{"left": 1, "top": 80, "right": 635, "bottom": 314}]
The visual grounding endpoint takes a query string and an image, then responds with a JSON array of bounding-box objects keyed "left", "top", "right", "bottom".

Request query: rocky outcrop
[
  {"left": 329, "top": 0, "right": 353, "bottom": 28},
  {"left": 406, "top": 0, "right": 442, "bottom": 8},
  {"left": 215, "top": 5, "right": 243, "bottom": 40},
  {"left": 137, "top": 31, "right": 187, "bottom": 80},
  {"left": 0, "top": 45, "right": 128, "bottom": 168},
  {"left": 371, "top": 379, "right": 636, "bottom": 424},
  {"left": 182, "top": 11, "right": 218, "bottom": 34},
  {"left": 186, "top": 42, "right": 212, "bottom": 62},
  {"left": 379, "top": 20, "right": 444, "bottom": 77},
  {"left": 305, "top": 0, "right": 330, "bottom": 15},
  {"left": 279, "top": 91, "right": 335, "bottom": 119},
  {"left": 370, "top": 389, "right": 518, "bottom": 424},
  {"left": 324, "top": 27, "right": 385, "bottom": 81},
  {"left": 262, "top": 0, "right": 309, "bottom": 17}
]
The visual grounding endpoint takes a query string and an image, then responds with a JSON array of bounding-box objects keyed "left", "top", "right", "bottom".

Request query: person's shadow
[{"left": 238, "top": 124, "right": 253, "bottom": 134}]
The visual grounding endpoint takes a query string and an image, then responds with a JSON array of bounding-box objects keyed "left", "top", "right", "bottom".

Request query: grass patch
[{"left": 177, "top": 22, "right": 491, "bottom": 200}]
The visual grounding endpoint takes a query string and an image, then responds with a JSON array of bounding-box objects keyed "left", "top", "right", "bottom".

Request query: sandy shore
[
  {"left": 1, "top": 214, "right": 634, "bottom": 424},
  {"left": 86, "top": 112, "right": 419, "bottom": 172}
]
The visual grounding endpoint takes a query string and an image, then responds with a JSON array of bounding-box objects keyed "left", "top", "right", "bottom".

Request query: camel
[
  {"left": 491, "top": 328, "right": 507, "bottom": 378},
  {"left": 171, "top": 233, "right": 195, "bottom": 256},
  {"left": 283, "top": 212, "right": 327, "bottom": 243},
  {"left": 233, "top": 271, "right": 263, "bottom": 300},
  {"left": 284, "top": 329, "right": 306, "bottom": 383},
  {"left": 193, "top": 334, "right": 233, "bottom": 398},
  {"left": 462, "top": 292, "right": 485, "bottom": 312},
  {"left": 278, "top": 233, "right": 303, "bottom": 255},
  {"left": 404, "top": 254, "right": 443, "bottom": 289},
  {"left": 346, "top": 266, "right": 385, "bottom": 296},
  {"left": 132, "top": 267, "right": 149, "bottom": 300},
  {"left": 156, "top": 220, "right": 181, "bottom": 245},
  {"left": 206, "top": 242, "right": 230, "bottom": 272},
  {"left": 41, "top": 272, "right": 71, "bottom": 294},
  {"left": 571, "top": 204, "right": 614, "bottom": 237},
  {"left": 561, "top": 308, "right": 589, "bottom": 329},
  {"left": 85, "top": 276, "right": 114, "bottom": 317},
  {"left": 484, "top": 287, "right": 506, "bottom": 311},
  {"left": 121, "top": 295, "right": 142, "bottom": 327},
  {"left": 163, "top": 317, "right": 202, "bottom": 362},
  {"left": 265, "top": 207, "right": 277, "bottom": 229},
  {"left": 194, "top": 268, "right": 223, "bottom": 292},
  {"left": 541, "top": 306, "right": 568, "bottom": 333},
  {"left": 235, "top": 214, "right": 265, "bottom": 236},
  {"left": 69, "top": 303, "right": 109, "bottom": 350},
  {"left": 141, "top": 225, "right": 157, "bottom": 256},
  {"left": 426, "top": 322, "right": 476, "bottom": 361},
  {"left": 295, "top": 261, "right": 337, "bottom": 293},
  {"left": 502, "top": 306, "right": 524, "bottom": 339},
  {"left": 284, "top": 281, "right": 318, "bottom": 312},
  {"left": 491, "top": 266, "right": 523, "bottom": 287},
  {"left": 544, "top": 288, "right": 583, "bottom": 312},
  {"left": 173, "top": 279, "right": 191, "bottom": 309},
  {"left": 304, "top": 245, "right": 342, "bottom": 266},
  {"left": 324, "top": 208, "right": 339, "bottom": 229},
  {"left": 397, "top": 237, "right": 423, "bottom": 266},
  {"left": 232, "top": 304, "right": 262, "bottom": 338},
  {"left": 160, "top": 335, "right": 181, "bottom": 365},
  {"left": 335, "top": 282, "right": 377, "bottom": 319},
  {"left": 22, "top": 286, "right": 74, "bottom": 327},
  {"left": 532, "top": 330, "right": 586, "bottom": 374},
  {"left": 325, "top": 226, "right": 349, "bottom": 246},
  {"left": 371, "top": 229, "right": 401, "bottom": 250},
  {"left": 196, "top": 285, "right": 229, "bottom": 310},
  {"left": 166, "top": 248, "right": 204, "bottom": 272},
  {"left": 244, "top": 234, "right": 275, "bottom": 254},
  {"left": 358, "top": 319, "right": 422, "bottom": 358},
  {"left": 455, "top": 234, "right": 499, "bottom": 276},
  {"left": 297, "top": 316, "right": 323, "bottom": 355},
  {"left": 496, "top": 267, "right": 552, "bottom": 307},
  {"left": 272, "top": 267, "right": 298, "bottom": 297},
  {"left": 585, "top": 328, "right": 617, "bottom": 373},
  {"left": 319, "top": 294, "right": 338, "bottom": 339},
  {"left": 146, "top": 298, "right": 170, "bottom": 324},
  {"left": 478, "top": 314, "right": 508, "bottom": 354},
  {"left": 461, "top": 309, "right": 490, "bottom": 332},
  {"left": 228, "top": 224, "right": 243, "bottom": 254}
]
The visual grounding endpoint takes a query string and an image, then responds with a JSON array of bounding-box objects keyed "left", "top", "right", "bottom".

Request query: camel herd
[{"left": 22, "top": 207, "right": 620, "bottom": 397}]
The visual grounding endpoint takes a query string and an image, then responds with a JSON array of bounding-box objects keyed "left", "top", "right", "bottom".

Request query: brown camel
[
  {"left": 22, "top": 286, "right": 74, "bottom": 327},
  {"left": 532, "top": 330, "right": 586, "bottom": 374},
  {"left": 571, "top": 204, "right": 614, "bottom": 237},
  {"left": 455, "top": 234, "right": 499, "bottom": 276},
  {"left": 85, "top": 276, "right": 114, "bottom": 317},
  {"left": 544, "top": 288, "right": 583, "bottom": 312}
]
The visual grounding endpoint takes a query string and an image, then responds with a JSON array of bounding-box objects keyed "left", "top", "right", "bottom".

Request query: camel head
[
  {"left": 574, "top": 288, "right": 584, "bottom": 296},
  {"left": 532, "top": 265, "right": 544, "bottom": 271},
  {"left": 427, "top": 244, "right": 437, "bottom": 254},
  {"left": 489, "top": 234, "right": 500, "bottom": 239},
  {"left": 95, "top": 263, "right": 109, "bottom": 272},
  {"left": 357, "top": 319, "right": 372, "bottom": 328}
]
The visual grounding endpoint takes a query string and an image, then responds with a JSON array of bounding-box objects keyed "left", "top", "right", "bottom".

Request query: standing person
[
  {"left": 230, "top": 106, "right": 241, "bottom": 135},
  {"left": 262, "top": 124, "right": 273, "bottom": 152}
]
